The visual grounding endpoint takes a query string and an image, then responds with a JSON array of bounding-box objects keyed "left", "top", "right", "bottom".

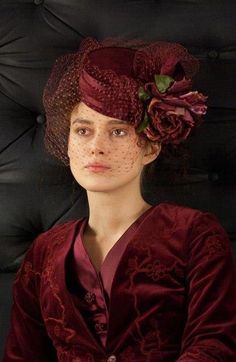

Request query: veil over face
[{"left": 68, "top": 102, "right": 160, "bottom": 193}]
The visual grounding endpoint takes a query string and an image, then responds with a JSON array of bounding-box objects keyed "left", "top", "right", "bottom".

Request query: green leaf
[
  {"left": 154, "top": 74, "right": 174, "bottom": 93},
  {"left": 138, "top": 87, "right": 151, "bottom": 101},
  {"left": 137, "top": 112, "right": 149, "bottom": 133}
]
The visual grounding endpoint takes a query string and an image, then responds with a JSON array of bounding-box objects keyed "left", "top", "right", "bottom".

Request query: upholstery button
[
  {"left": 208, "top": 172, "right": 219, "bottom": 182},
  {"left": 36, "top": 114, "right": 45, "bottom": 124},
  {"left": 207, "top": 50, "right": 219, "bottom": 59},
  {"left": 107, "top": 355, "right": 117, "bottom": 362},
  {"left": 34, "top": 0, "right": 43, "bottom": 4},
  {"left": 84, "top": 291, "right": 96, "bottom": 303}
]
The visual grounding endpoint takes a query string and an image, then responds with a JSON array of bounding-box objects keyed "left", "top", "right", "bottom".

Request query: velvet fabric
[
  {"left": 3, "top": 203, "right": 236, "bottom": 362},
  {"left": 72, "top": 209, "right": 152, "bottom": 348}
]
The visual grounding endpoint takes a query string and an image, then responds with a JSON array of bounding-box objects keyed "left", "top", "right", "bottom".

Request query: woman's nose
[{"left": 90, "top": 133, "right": 107, "bottom": 155}]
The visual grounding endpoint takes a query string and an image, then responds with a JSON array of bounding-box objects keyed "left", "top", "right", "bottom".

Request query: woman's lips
[{"left": 85, "top": 163, "right": 111, "bottom": 173}]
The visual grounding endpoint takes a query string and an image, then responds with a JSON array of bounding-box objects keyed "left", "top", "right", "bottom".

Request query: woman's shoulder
[
  {"left": 151, "top": 201, "right": 228, "bottom": 237},
  {"left": 153, "top": 202, "right": 232, "bottom": 255},
  {"left": 36, "top": 218, "right": 84, "bottom": 244},
  {"left": 39, "top": 219, "right": 82, "bottom": 238},
  {"left": 23, "top": 218, "right": 86, "bottom": 268},
  {"left": 152, "top": 201, "right": 209, "bottom": 221}
]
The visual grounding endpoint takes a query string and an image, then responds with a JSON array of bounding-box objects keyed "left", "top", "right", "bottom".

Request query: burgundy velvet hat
[{"left": 43, "top": 37, "right": 207, "bottom": 164}]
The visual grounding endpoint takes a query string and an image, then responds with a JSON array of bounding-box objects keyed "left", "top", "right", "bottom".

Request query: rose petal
[
  {"left": 167, "top": 77, "right": 192, "bottom": 94},
  {"left": 190, "top": 104, "right": 208, "bottom": 115},
  {"left": 180, "top": 91, "right": 208, "bottom": 104}
]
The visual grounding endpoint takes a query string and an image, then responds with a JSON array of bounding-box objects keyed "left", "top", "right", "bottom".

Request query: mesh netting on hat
[
  {"left": 43, "top": 37, "right": 206, "bottom": 165},
  {"left": 79, "top": 46, "right": 143, "bottom": 126},
  {"left": 43, "top": 38, "right": 102, "bottom": 165},
  {"left": 133, "top": 41, "right": 199, "bottom": 82}
]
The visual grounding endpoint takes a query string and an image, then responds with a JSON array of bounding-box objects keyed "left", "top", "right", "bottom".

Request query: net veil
[{"left": 43, "top": 37, "right": 207, "bottom": 165}]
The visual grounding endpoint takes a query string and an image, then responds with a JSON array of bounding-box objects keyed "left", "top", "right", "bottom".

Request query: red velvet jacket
[{"left": 3, "top": 203, "right": 236, "bottom": 362}]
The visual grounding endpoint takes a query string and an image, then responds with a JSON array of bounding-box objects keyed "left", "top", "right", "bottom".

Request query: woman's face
[{"left": 68, "top": 102, "right": 159, "bottom": 193}]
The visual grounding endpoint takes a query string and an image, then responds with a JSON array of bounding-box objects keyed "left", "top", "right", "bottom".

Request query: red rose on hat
[{"left": 137, "top": 74, "right": 207, "bottom": 144}]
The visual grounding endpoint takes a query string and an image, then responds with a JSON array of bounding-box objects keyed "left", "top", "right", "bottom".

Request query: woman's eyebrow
[
  {"left": 72, "top": 119, "right": 92, "bottom": 125},
  {"left": 71, "top": 118, "right": 128, "bottom": 125},
  {"left": 109, "top": 119, "right": 129, "bottom": 125}
]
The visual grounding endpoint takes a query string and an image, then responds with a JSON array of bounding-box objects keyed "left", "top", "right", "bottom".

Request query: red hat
[{"left": 43, "top": 37, "right": 207, "bottom": 164}]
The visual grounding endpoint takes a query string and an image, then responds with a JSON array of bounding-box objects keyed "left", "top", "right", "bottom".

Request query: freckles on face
[
  {"left": 68, "top": 102, "right": 146, "bottom": 178},
  {"left": 110, "top": 138, "right": 141, "bottom": 173}
]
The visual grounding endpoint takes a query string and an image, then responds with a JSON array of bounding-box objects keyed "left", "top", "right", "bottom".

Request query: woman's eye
[
  {"left": 112, "top": 129, "right": 127, "bottom": 137},
  {"left": 75, "top": 128, "right": 89, "bottom": 135}
]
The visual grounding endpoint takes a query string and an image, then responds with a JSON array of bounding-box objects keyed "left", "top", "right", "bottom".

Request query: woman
[{"left": 3, "top": 38, "right": 236, "bottom": 362}]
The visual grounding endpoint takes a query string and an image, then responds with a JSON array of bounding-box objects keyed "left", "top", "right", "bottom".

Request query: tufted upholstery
[{"left": 0, "top": 0, "right": 235, "bottom": 358}]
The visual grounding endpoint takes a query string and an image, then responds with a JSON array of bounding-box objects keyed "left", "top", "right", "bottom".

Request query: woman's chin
[{"left": 75, "top": 180, "right": 116, "bottom": 193}]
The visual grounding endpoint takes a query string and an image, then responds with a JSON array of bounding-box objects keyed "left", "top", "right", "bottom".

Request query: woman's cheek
[
  {"left": 127, "top": 144, "right": 141, "bottom": 162},
  {"left": 71, "top": 138, "right": 87, "bottom": 158},
  {"left": 120, "top": 149, "right": 141, "bottom": 172}
]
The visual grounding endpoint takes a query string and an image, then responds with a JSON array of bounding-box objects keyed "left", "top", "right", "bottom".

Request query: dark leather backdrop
[{"left": 0, "top": 0, "right": 235, "bottom": 358}]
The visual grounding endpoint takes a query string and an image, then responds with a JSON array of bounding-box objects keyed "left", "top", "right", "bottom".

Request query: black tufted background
[{"left": 0, "top": 0, "right": 235, "bottom": 357}]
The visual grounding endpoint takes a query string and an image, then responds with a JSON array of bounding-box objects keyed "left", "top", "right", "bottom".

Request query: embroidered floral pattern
[
  {"left": 57, "top": 347, "right": 95, "bottom": 362},
  {"left": 42, "top": 248, "right": 77, "bottom": 344},
  {"left": 126, "top": 249, "right": 178, "bottom": 283},
  {"left": 15, "top": 260, "right": 41, "bottom": 288},
  {"left": 145, "top": 260, "right": 168, "bottom": 281},
  {"left": 123, "top": 239, "right": 181, "bottom": 361},
  {"left": 22, "top": 261, "right": 33, "bottom": 286},
  {"left": 50, "top": 321, "right": 76, "bottom": 342},
  {"left": 207, "top": 236, "right": 227, "bottom": 256},
  {"left": 190, "top": 213, "right": 231, "bottom": 258}
]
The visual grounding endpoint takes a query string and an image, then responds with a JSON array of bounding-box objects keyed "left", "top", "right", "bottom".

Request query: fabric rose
[{"left": 137, "top": 74, "right": 207, "bottom": 144}]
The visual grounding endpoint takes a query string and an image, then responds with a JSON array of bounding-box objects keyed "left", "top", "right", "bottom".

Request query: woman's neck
[{"left": 86, "top": 185, "right": 151, "bottom": 239}]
